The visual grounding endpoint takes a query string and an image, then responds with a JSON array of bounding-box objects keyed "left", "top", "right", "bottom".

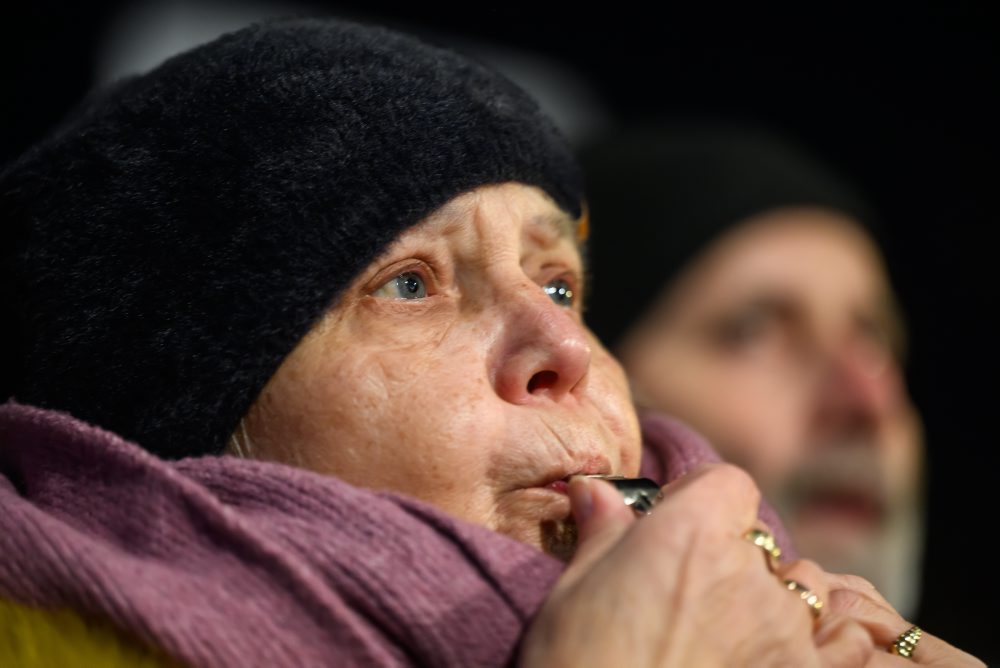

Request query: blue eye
[
  {"left": 374, "top": 271, "right": 427, "bottom": 299},
  {"left": 544, "top": 279, "right": 575, "bottom": 307}
]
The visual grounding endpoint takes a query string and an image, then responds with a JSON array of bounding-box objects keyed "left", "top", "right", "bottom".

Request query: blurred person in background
[{"left": 581, "top": 122, "right": 927, "bottom": 619}]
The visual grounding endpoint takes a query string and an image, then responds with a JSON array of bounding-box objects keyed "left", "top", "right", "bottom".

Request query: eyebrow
[
  {"left": 526, "top": 209, "right": 591, "bottom": 307},
  {"left": 707, "top": 291, "right": 910, "bottom": 361},
  {"left": 527, "top": 211, "right": 578, "bottom": 247}
]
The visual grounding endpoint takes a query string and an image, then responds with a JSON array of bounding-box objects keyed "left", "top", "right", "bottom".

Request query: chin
[
  {"left": 493, "top": 506, "right": 578, "bottom": 562},
  {"left": 791, "top": 510, "right": 925, "bottom": 618},
  {"left": 541, "top": 518, "right": 578, "bottom": 561}
]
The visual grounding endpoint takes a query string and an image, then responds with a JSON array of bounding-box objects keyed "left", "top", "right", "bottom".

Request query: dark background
[{"left": 4, "top": 2, "right": 996, "bottom": 660}]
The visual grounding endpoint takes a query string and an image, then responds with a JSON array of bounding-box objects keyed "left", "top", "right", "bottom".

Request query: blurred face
[
  {"left": 616, "top": 208, "right": 924, "bottom": 613},
  {"left": 238, "top": 182, "right": 641, "bottom": 558}
]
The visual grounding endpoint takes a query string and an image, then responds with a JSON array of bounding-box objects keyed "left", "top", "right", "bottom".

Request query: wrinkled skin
[{"left": 824, "top": 572, "right": 985, "bottom": 667}]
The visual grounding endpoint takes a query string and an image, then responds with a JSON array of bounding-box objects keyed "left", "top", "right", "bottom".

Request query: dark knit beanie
[
  {"left": 580, "top": 122, "right": 881, "bottom": 350},
  {"left": 0, "top": 16, "right": 583, "bottom": 459}
]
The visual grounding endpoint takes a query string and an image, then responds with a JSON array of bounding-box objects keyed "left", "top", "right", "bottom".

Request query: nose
[
  {"left": 491, "top": 278, "right": 592, "bottom": 404},
  {"left": 812, "top": 336, "right": 902, "bottom": 434}
]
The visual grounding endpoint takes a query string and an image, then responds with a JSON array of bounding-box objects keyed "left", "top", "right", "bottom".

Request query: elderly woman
[{"left": 0, "top": 17, "right": 981, "bottom": 667}]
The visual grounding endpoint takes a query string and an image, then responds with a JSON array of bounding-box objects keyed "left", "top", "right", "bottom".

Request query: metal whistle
[{"left": 585, "top": 475, "right": 661, "bottom": 515}]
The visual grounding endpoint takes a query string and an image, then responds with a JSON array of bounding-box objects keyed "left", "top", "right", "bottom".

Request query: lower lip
[
  {"left": 546, "top": 479, "right": 569, "bottom": 494},
  {"left": 797, "top": 496, "right": 883, "bottom": 527}
]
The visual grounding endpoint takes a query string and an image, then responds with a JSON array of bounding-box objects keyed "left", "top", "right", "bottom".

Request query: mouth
[
  {"left": 792, "top": 487, "right": 886, "bottom": 530},
  {"left": 538, "top": 457, "right": 613, "bottom": 495},
  {"left": 494, "top": 456, "right": 614, "bottom": 561},
  {"left": 778, "top": 445, "right": 889, "bottom": 532},
  {"left": 546, "top": 479, "right": 571, "bottom": 494}
]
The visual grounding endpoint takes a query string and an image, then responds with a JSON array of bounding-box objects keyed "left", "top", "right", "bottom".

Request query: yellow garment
[{"left": 0, "top": 598, "right": 177, "bottom": 667}]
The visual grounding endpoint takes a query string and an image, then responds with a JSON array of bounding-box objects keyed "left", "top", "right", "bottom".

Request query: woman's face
[{"left": 240, "top": 182, "right": 642, "bottom": 555}]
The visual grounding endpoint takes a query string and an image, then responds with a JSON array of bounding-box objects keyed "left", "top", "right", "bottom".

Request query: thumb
[{"left": 558, "top": 476, "right": 637, "bottom": 588}]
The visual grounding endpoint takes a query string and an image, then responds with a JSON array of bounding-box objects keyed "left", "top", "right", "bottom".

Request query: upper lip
[{"left": 535, "top": 456, "right": 613, "bottom": 488}]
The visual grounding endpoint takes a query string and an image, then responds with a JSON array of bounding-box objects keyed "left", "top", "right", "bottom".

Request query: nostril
[{"left": 527, "top": 370, "right": 559, "bottom": 394}]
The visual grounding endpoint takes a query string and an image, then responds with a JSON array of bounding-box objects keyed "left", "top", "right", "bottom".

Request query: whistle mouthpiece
[{"left": 584, "top": 475, "right": 660, "bottom": 515}]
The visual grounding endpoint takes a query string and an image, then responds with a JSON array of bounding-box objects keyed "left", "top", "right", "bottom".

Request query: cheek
[
  {"left": 342, "top": 343, "right": 516, "bottom": 526},
  {"left": 250, "top": 344, "right": 398, "bottom": 473},
  {"left": 633, "top": 344, "right": 806, "bottom": 484},
  {"left": 251, "top": 318, "right": 506, "bottom": 519},
  {"left": 588, "top": 338, "right": 643, "bottom": 474},
  {"left": 879, "top": 400, "right": 924, "bottom": 499}
]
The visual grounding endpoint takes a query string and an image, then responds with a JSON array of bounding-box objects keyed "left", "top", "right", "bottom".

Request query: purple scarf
[{"left": 0, "top": 401, "right": 793, "bottom": 666}]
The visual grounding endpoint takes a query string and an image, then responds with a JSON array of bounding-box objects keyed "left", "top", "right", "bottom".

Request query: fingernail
[{"left": 568, "top": 476, "right": 593, "bottom": 524}]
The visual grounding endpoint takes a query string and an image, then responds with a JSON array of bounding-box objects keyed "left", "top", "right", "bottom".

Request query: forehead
[
  {"left": 406, "top": 183, "right": 582, "bottom": 249},
  {"left": 673, "top": 207, "right": 893, "bottom": 309}
]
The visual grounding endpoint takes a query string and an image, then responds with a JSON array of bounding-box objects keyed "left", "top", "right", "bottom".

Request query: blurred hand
[{"left": 520, "top": 462, "right": 874, "bottom": 667}]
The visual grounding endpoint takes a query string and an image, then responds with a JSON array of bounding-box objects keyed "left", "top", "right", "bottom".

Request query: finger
[
  {"left": 775, "top": 558, "right": 829, "bottom": 622},
  {"left": 744, "top": 520, "right": 781, "bottom": 573},
  {"left": 826, "top": 585, "right": 902, "bottom": 642},
  {"left": 813, "top": 615, "right": 875, "bottom": 668},
  {"left": 825, "top": 572, "right": 894, "bottom": 610},
  {"left": 826, "top": 589, "right": 986, "bottom": 666},
  {"left": 653, "top": 462, "right": 762, "bottom": 536},
  {"left": 559, "top": 476, "right": 636, "bottom": 587}
]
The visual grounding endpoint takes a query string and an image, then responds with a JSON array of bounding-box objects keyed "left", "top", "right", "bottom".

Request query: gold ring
[
  {"left": 889, "top": 625, "right": 922, "bottom": 658},
  {"left": 744, "top": 528, "right": 782, "bottom": 572},
  {"left": 783, "top": 579, "right": 823, "bottom": 618}
]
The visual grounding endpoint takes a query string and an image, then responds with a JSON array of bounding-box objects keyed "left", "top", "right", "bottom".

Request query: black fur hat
[{"left": 1, "top": 17, "right": 583, "bottom": 458}]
